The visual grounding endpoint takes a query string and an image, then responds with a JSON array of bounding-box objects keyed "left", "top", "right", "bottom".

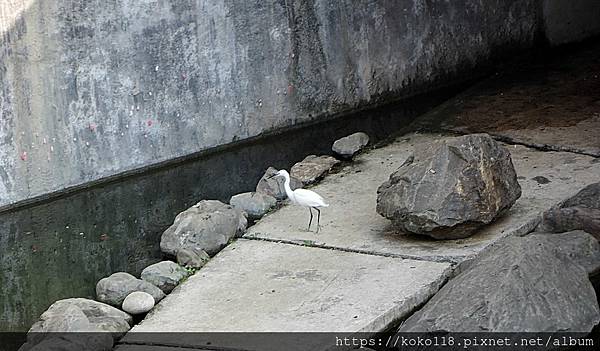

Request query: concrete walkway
[{"left": 116, "top": 132, "right": 600, "bottom": 351}]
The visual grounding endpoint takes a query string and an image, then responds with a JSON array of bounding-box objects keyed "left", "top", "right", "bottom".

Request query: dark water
[{"left": 0, "top": 88, "right": 461, "bottom": 332}]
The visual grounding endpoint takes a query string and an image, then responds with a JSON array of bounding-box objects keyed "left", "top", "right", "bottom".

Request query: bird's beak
[{"left": 267, "top": 174, "right": 276, "bottom": 179}]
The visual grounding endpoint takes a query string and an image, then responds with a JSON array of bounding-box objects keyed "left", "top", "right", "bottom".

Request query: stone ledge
[{"left": 120, "top": 239, "right": 451, "bottom": 350}]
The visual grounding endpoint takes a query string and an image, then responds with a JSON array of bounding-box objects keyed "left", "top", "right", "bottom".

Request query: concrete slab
[
  {"left": 120, "top": 239, "right": 451, "bottom": 350},
  {"left": 245, "top": 133, "right": 600, "bottom": 263}
]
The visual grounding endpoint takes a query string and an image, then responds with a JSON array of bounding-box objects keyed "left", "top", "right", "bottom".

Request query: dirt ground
[{"left": 420, "top": 40, "right": 600, "bottom": 156}]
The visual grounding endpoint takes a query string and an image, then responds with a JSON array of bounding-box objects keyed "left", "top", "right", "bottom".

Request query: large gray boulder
[
  {"left": 230, "top": 192, "right": 277, "bottom": 220},
  {"left": 377, "top": 134, "right": 522, "bottom": 239},
  {"left": 562, "top": 182, "right": 600, "bottom": 209},
  {"left": 256, "top": 167, "right": 302, "bottom": 200},
  {"left": 176, "top": 247, "right": 211, "bottom": 269},
  {"left": 28, "top": 298, "right": 132, "bottom": 335},
  {"left": 141, "top": 261, "right": 189, "bottom": 293},
  {"left": 290, "top": 155, "right": 340, "bottom": 185},
  {"left": 141, "top": 261, "right": 188, "bottom": 293},
  {"left": 332, "top": 132, "right": 369, "bottom": 159},
  {"left": 537, "top": 231, "right": 600, "bottom": 276},
  {"left": 538, "top": 207, "right": 600, "bottom": 240},
  {"left": 96, "top": 272, "right": 165, "bottom": 307},
  {"left": 19, "top": 298, "right": 132, "bottom": 351},
  {"left": 537, "top": 182, "right": 600, "bottom": 239},
  {"left": 160, "top": 200, "right": 247, "bottom": 257},
  {"left": 398, "top": 231, "right": 600, "bottom": 333}
]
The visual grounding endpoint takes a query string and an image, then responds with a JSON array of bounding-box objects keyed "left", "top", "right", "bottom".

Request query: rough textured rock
[
  {"left": 533, "top": 231, "right": 600, "bottom": 276},
  {"left": 256, "top": 167, "right": 302, "bottom": 200},
  {"left": 398, "top": 231, "right": 600, "bottom": 332},
  {"left": 96, "top": 272, "right": 165, "bottom": 307},
  {"left": 141, "top": 261, "right": 189, "bottom": 294},
  {"left": 332, "top": 132, "right": 370, "bottom": 159},
  {"left": 290, "top": 155, "right": 341, "bottom": 185},
  {"left": 230, "top": 192, "right": 277, "bottom": 220},
  {"left": 538, "top": 207, "right": 600, "bottom": 240},
  {"left": 176, "top": 248, "right": 211, "bottom": 269},
  {"left": 160, "top": 200, "right": 247, "bottom": 256},
  {"left": 121, "top": 292, "right": 155, "bottom": 315},
  {"left": 377, "top": 134, "right": 522, "bottom": 239},
  {"left": 537, "top": 182, "right": 600, "bottom": 239},
  {"left": 28, "top": 298, "right": 132, "bottom": 335},
  {"left": 562, "top": 182, "right": 600, "bottom": 208},
  {"left": 19, "top": 298, "right": 131, "bottom": 351}
]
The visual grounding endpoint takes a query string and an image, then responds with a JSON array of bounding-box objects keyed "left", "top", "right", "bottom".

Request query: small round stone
[{"left": 121, "top": 291, "right": 155, "bottom": 315}]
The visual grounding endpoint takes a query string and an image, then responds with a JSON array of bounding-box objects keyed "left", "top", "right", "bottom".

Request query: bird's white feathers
[
  {"left": 290, "top": 188, "right": 329, "bottom": 208},
  {"left": 275, "top": 169, "right": 329, "bottom": 208},
  {"left": 273, "top": 168, "right": 327, "bottom": 232}
]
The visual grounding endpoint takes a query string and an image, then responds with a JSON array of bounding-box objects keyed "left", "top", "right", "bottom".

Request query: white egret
[{"left": 268, "top": 169, "right": 329, "bottom": 233}]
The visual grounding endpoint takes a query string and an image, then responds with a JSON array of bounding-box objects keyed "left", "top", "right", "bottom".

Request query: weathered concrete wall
[
  {"left": 543, "top": 0, "right": 600, "bottom": 46},
  {"left": 0, "top": 94, "right": 450, "bottom": 331},
  {"left": 0, "top": 0, "right": 541, "bottom": 209}
]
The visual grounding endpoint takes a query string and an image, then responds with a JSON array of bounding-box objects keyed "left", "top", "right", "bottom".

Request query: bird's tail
[{"left": 322, "top": 203, "right": 329, "bottom": 207}]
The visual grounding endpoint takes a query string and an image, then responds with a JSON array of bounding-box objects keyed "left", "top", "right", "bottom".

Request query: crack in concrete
[
  {"left": 368, "top": 271, "right": 454, "bottom": 334},
  {"left": 241, "top": 236, "right": 462, "bottom": 264},
  {"left": 485, "top": 133, "right": 600, "bottom": 158},
  {"left": 414, "top": 126, "right": 599, "bottom": 158}
]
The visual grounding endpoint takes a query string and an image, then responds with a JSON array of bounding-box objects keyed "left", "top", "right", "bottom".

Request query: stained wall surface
[{"left": 0, "top": 0, "right": 541, "bottom": 209}]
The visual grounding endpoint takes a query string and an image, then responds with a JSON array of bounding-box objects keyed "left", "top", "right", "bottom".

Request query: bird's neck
[{"left": 283, "top": 174, "right": 294, "bottom": 201}]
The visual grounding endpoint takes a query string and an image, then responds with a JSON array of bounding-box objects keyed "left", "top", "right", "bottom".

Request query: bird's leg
[
  {"left": 315, "top": 208, "right": 321, "bottom": 233},
  {"left": 307, "top": 207, "right": 313, "bottom": 231}
]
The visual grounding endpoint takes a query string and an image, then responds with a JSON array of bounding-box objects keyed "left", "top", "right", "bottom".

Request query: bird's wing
[{"left": 293, "top": 188, "right": 328, "bottom": 207}]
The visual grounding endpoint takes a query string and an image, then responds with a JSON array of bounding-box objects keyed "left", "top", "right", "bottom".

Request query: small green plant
[{"left": 185, "top": 266, "right": 199, "bottom": 276}]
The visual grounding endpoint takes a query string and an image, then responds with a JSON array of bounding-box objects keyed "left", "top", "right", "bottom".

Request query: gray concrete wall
[
  {"left": 0, "top": 96, "right": 447, "bottom": 331},
  {"left": 543, "top": 0, "right": 600, "bottom": 46},
  {"left": 0, "top": 0, "right": 543, "bottom": 209}
]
